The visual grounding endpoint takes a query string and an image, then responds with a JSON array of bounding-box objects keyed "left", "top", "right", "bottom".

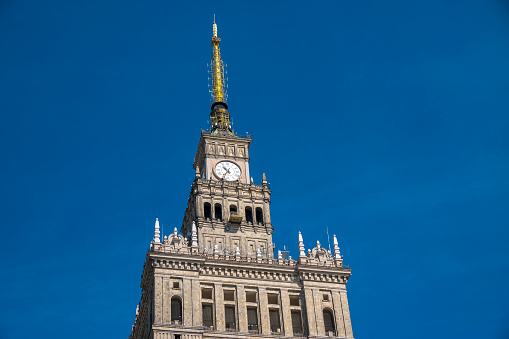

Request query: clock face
[{"left": 215, "top": 161, "right": 241, "bottom": 181}]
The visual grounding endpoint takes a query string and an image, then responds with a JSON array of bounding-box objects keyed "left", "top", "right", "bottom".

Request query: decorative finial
[
  {"left": 191, "top": 221, "right": 198, "bottom": 247},
  {"left": 262, "top": 173, "right": 267, "bottom": 185},
  {"left": 209, "top": 19, "right": 232, "bottom": 136},
  {"left": 256, "top": 248, "right": 262, "bottom": 258},
  {"left": 277, "top": 250, "right": 283, "bottom": 260},
  {"left": 333, "top": 234, "right": 342, "bottom": 259},
  {"left": 298, "top": 231, "right": 306, "bottom": 258},
  {"left": 316, "top": 240, "right": 321, "bottom": 249},
  {"left": 195, "top": 166, "right": 200, "bottom": 179},
  {"left": 152, "top": 218, "right": 160, "bottom": 244},
  {"left": 173, "top": 227, "right": 178, "bottom": 238},
  {"left": 235, "top": 246, "right": 240, "bottom": 257},
  {"left": 214, "top": 244, "right": 219, "bottom": 254}
]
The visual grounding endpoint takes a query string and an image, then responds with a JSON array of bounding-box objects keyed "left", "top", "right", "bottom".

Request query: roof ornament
[
  {"left": 262, "top": 173, "right": 267, "bottom": 185},
  {"left": 333, "top": 234, "right": 342, "bottom": 259},
  {"left": 191, "top": 221, "right": 198, "bottom": 247},
  {"left": 152, "top": 218, "right": 161, "bottom": 245},
  {"left": 298, "top": 231, "right": 306, "bottom": 258}
]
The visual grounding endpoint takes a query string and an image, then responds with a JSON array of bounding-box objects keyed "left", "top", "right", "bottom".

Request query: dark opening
[
  {"left": 224, "top": 290, "right": 235, "bottom": 301},
  {"left": 225, "top": 306, "right": 236, "bottom": 331},
  {"left": 245, "top": 207, "right": 253, "bottom": 223},
  {"left": 229, "top": 205, "right": 237, "bottom": 213},
  {"left": 246, "top": 291, "right": 257, "bottom": 303},
  {"left": 268, "top": 293, "right": 279, "bottom": 305},
  {"left": 255, "top": 207, "right": 263, "bottom": 224},
  {"left": 204, "top": 202, "right": 212, "bottom": 220},
  {"left": 202, "top": 304, "right": 213, "bottom": 328},
  {"left": 290, "top": 295, "right": 300, "bottom": 306},
  {"left": 291, "top": 311, "right": 303, "bottom": 335},
  {"left": 247, "top": 307, "right": 259, "bottom": 333},
  {"left": 214, "top": 203, "right": 222, "bottom": 221},
  {"left": 175, "top": 335, "right": 181, "bottom": 339},
  {"left": 173, "top": 282, "right": 180, "bottom": 289},
  {"left": 269, "top": 309, "right": 281, "bottom": 333},
  {"left": 171, "top": 297, "right": 182, "bottom": 323},
  {"left": 202, "top": 288, "right": 213, "bottom": 299},
  {"left": 323, "top": 309, "right": 335, "bottom": 335}
]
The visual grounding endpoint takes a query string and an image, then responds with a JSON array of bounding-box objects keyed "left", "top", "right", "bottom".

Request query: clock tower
[
  {"left": 181, "top": 21, "right": 273, "bottom": 258},
  {"left": 130, "top": 20, "right": 355, "bottom": 339}
]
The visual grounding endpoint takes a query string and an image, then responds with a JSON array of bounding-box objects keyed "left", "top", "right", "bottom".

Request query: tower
[{"left": 130, "top": 21, "right": 355, "bottom": 339}]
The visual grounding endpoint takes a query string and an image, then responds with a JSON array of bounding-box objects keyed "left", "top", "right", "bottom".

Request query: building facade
[{"left": 130, "top": 21, "right": 355, "bottom": 339}]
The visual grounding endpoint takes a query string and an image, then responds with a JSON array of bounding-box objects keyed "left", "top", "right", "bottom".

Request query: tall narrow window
[
  {"left": 245, "top": 207, "right": 253, "bottom": 223},
  {"left": 269, "top": 309, "right": 281, "bottom": 334},
  {"left": 255, "top": 207, "right": 263, "bottom": 224},
  {"left": 202, "top": 304, "right": 213, "bottom": 328},
  {"left": 171, "top": 297, "right": 182, "bottom": 323},
  {"left": 225, "top": 306, "right": 236, "bottom": 331},
  {"left": 214, "top": 203, "right": 222, "bottom": 221},
  {"left": 323, "top": 309, "right": 335, "bottom": 335},
  {"left": 291, "top": 311, "right": 303, "bottom": 335},
  {"left": 247, "top": 307, "right": 258, "bottom": 333},
  {"left": 204, "top": 202, "right": 212, "bottom": 220}
]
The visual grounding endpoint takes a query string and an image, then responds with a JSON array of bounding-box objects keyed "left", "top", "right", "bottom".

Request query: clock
[{"left": 215, "top": 161, "right": 241, "bottom": 181}]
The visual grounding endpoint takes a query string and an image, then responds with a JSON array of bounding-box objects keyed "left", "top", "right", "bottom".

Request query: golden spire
[
  {"left": 210, "top": 18, "right": 226, "bottom": 104},
  {"left": 209, "top": 19, "right": 233, "bottom": 136}
]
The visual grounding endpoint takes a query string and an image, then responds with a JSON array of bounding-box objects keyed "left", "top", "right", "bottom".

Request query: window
[
  {"left": 171, "top": 297, "right": 182, "bottom": 323},
  {"left": 230, "top": 205, "right": 237, "bottom": 213},
  {"left": 291, "top": 311, "right": 303, "bottom": 335},
  {"left": 247, "top": 307, "right": 258, "bottom": 333},
  {"left": 173, "top": 282, "right": 180, "bottom": 289},
  {"left": 268, "top": 293, "right": 279, "bottom": 305},
  {"left": 202, "top": 304, "right": 213, "bottom": 328},
  {"left": 246, "top": 291, "right": 257, "bottom": 303},
  {"left": 255, "top": 207, "right": 263, "bottom": 224},
  {"left": 204, "top": 202, "right": 212, "bottom": 220},
  {"left": 225, "top": 306, "right": 236, "bottom": 331},
  {"left": 269, "top": 309, "right": 281, "bottom": 333},
  {"left": 174, "top": 335, "right": 181, "bottom": 339},
  {"left": 202, "top": 288, "right": 213, "bottom": 299},
  {"left": 224, "top": 290, "right": 235, "bottom": 301},
  {"left": 245, "top": 207, "right": 253, "bottom": 223},
  {"left": 290, "top": 295, "right": 300, "bottom": 306},
  {"left": 323, "top": 309, "right": 335, "bottom": 335},
  {"left": 323, "top": 293, "right": 329, "bottom": 301},
  {"left": 214, "top": 203, "right": 222, "bottom": 221}
]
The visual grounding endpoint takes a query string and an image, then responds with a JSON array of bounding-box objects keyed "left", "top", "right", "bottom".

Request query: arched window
[
  {"left": 214, "top": 203, "right": 222, "bottom": 221},
  {"left": 323, "top": 309, "right": 335, "bottom": 335},
  {"left": 171, "top": 297, "right": 182, "bottom": 323},
  {"left": 245, "top": 207, "right": 253, "bottom": 223},
  {"left": 255, "top": 207, "right": 263, "bottom": 224},
  {"left": 204, "top": 202, "right": 212, "bottom": 220}
]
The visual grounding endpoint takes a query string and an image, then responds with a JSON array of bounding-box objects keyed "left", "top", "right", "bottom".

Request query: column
[
  {"left": 303, "top": 287, "right": 317, "bottom": 336},
  {"left": 162, "top": 278, "right": 170, "bottom": 324},
  {"left": 214, "top": 283, "right": 225, "bottom": 331},
  {"left": 280, "top": 289, "right": 293, "bottom": 336},
  {"left": 340, "top": 291, "right": 354, "bottom": 337},
  {"left": 258, "top": 287, "right": 270, "bottom": 335},
  {"left": 313, "top": 289, "right": 325, "bottom": 335},
  {"left": 154, "top": 276, "right": 163, "bottom": 324},
  {"left": 183, "top": 279, "right": 193, "bottom": 326},
  {"left": 237, "top": 285, "right": 247, "bottom": 332},
  {"left": 191, "top": 279, "right": 202, "bottom": 326},
  {"left": 332, "top": 291, "right": 346, "bottom": 337}
]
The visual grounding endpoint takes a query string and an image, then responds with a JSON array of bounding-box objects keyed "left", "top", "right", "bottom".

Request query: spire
[
  {"left": 298, "top": 231, "right": 306, "bottom": 258},
  {"left": 191, "top": 221, "right": 198, "bottom": 247},
  {"left": 152, "top": 218, "right": 160, "bottom": 244},
  {"left": 209, "top": 19, "right": 233, "bottom": 136},
  {"left": 333, "top": 234, "right": 342, "bottom": 259}
]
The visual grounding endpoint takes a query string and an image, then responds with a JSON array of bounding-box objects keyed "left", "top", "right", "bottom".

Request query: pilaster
[
  {"left": 154, "top": 276, "right": 163, "bottom": 324},
  {"left": 332, "top": 291, "right": 346, "bottom": 337},
  {"left": 237, "top": 285, "right": 247, "bottom": 332},
  {"left": 214, "top": 283, "right": 225, "bottom": 331},
  {"left": 191, "top": 279, "right": 202, "bottom": 326},
  {"left": 183, "top": 278, "right": 193, "bottom": 326},
  {"left": 303, "top": 288, "right": 317, "bottom": 336},
  {"left": 258, "top": 287, "right": 270, "bottom": 335},
  {"left": 162, "top": 278, "right": 170, "bottom": 324},
  {"left": 280, "top": 289, "right": 292, "bottom": 336},
  {"left": 313, "top": 288, "right": 325, "bottom": 335},
  {"left": 340, "top": 290, "right": 354, "bottom": 337}
]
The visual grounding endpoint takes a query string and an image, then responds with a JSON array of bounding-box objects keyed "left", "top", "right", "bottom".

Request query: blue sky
[{"left": 1, "top": 1, "right": 508, "bottom": 338}]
